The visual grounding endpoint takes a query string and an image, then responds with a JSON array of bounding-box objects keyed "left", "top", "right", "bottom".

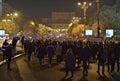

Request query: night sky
[{"left": 4, "top": 0, "right": 117, "bottom": 19}]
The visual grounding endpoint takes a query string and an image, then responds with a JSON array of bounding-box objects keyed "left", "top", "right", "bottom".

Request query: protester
[
  {"left": 46, "top": 41, "right": 55, "bottom": 67},
  {"left": 37, "top": 43, "right": 45, "bottom": 65},
  {"left": 64, "top": 48, "right": 75, "bottom": 78},
  {"left": 12, "top": 37, "right": 18, "bottom": 54},
  {"left": 26, "top": 40, "right": 34, "bottom": 61},
  {"left": 76, "top": 42, "right": 82, "bottom": 68},
  {"left": 96, "top": 43, "right": 106, "bottom": 74},
  {"left": 81, "top": 43, "right": 90, "bottom": 75},
  {"left": 21, "top": 36, "right": 25, "bottom": 48},
  {"left": 56, "top": 43, "right": 62, "bottom": 64},
  {"left": 1, "top": 39, "right": 9, "bottom": 61},
  {"left": 5, "top": 44, "right": 13, "bottom": 70}
]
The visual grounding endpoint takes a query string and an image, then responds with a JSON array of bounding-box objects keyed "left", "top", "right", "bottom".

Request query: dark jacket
[
  {"left": 46, "top": 45, "right": 55, "bottom": 56},
  {"left": 37, "top": 44, "right": 45, "bottom": 58},
  {"left": 97, "top": 47, "right": 106, "bottom": 63},
  {"left": 81, "top": 46, "right": 90, "bottom": 61},
  {"left": 1, "top": 40, "right": 9, "bottom": 53},
  {"left": 5, "top": 45, "right": 12, "bottom": 58},
  {"left": 65, "top": 50, "right": 75, "bottom": 71},
  {"left": 26, "top": 41, "right": 34, "bottom": 53}
]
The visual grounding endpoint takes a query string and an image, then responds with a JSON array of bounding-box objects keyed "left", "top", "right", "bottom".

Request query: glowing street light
[
  {"left": 14, "top": 12, "right": 18, "bottom": 17},
  {"left": 6, "top": 12, "right": 18, "bottom": 17},
  {"left": 77, "top": 2, "right": 92, "bottom": 21},
  {"left": 6, "top": 12, "right": 18, "bottom": 22},
  {"left": 30, "top": 21, "right": 35, "bottom": 26},
  {"left": 2, "top": 19, "right": 11, "bottom": 22},
  {"left": 2, "top": 19, "right": 7, "bottom": 22},
  {"left": 72, "top": 17, "right": 81, "bottom": 24},
  {"left": 77, "top": 2, "right": 92, "bottom": 36},
  {"left": 1, "top": 19, "right": 12, "bottom": 29},
  {"left": 30, "top": 21, "right": 36, "bottom": 35}
]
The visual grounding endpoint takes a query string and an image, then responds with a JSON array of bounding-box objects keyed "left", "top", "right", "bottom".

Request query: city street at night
[
  {"left": 0, "top": 0, "right": 120, "bottom": 81},
  {"left": 0, "top": 55, "right": 120, "bottom": 81}
]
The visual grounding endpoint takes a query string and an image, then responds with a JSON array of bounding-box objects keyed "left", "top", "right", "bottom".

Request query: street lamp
[
  {"left": 6, "top": 12, "right": 18, "bottom": 22},
  {"left": 1, "top": 19, "right": 11, "bottom": 29},
  {"left": 30, "top": 21, "right": 36, "bottom": 35},
  {"left": 2, "top": 19, "right": 11, "bottom": 22},
  {"left": 72, "top": 17, "right": 81, "bottom": 24},
  {"left": 77, "top": 2, "right": 92, "bottom": 36},
  {"left": 95, "top": 0, "right": 100, "bottom": 37},
  {"left": 30, "top": 21, "right": 35, "bottom": 26},
  {"left": 77, "top": 2, "right": 92, "bottom": 23},
  {"left": 6, "top": 12, "right": 18, "bottom": 34}
]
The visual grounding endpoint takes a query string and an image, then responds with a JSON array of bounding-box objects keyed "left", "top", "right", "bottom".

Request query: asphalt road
[{"left": 0, "top": 55, "right": 120, "bottom": 81}]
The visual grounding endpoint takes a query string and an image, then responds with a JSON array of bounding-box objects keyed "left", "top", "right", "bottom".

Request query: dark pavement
[
  {"left": 0, "top": 56, "right": 23, "bottom": 81},
  {"left": 0, "top": 55, "right": 120, "bottom": 81}
]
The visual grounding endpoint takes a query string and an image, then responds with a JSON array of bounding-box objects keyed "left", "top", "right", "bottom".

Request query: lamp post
[
  {"left": 96, "top": 0, "right": 100, "bottom": 37},
  {"left": 6, "top": 12, "right": 18, "bottom": 29},
  {"left": 77, "top": 2, "right": 92, "bottom": 36},
  {"left": 2, "top": 19, "right": 11, "bottom": 29},
  {"left": 6, "top": 12, "right": 18, "bottom": 22},
  {"left": 30, "top": 20, "right": 36, "bottom": 35},
  {"left": 77, "top": 2, "right": 92, "bottom": 24},
  {"left": 72, "top": 17, "right": 81, "bottom": 24}
]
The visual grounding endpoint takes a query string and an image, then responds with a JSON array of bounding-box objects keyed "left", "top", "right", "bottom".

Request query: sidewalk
[{"left": 0, "top": 46, "right": 23, "bottom": 66}]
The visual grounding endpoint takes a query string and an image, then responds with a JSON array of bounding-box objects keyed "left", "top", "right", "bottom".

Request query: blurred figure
[
  {"left": 81, "top": 43, "right": 90, "bottom": 75},
  {"left": 37, "top": 43, "right": 45, "bottom": 65},
  {"left": 97, "top": 43, "right": 106, "bottom": 74},
  {"left": 12, "top": 37, "right": 18, "bottom": 54},
  {"left": 109, "top": 45, "right": 116, "bottom": 73},
  {"left": 76, "top": 42, "right": 82, "bottom": 68},
  {"left": 64, "top": 48, "right": 75, "bottom": 78},
  {"left": 5, "top": 44, "right": 13, "bottom": 70},
  {"left": 32, "top": 39, "right": 36, "bottom": 56},
  {"left": 26, "top": 40, "right": 34, "bottom": 61},
  {"left": 21, "top": 36, "right": 25, "bottom": 48},
  {"left": 114, "top": 42, "right": 120, "bottom": 72},
  {"left": 1, "top": 39, "right": 9, "bottom": 61},
  {"left": 56, "top": 43, "right": 62, "bottom": 64},
  {"left": 46, "top": 42, "right": 55, "bottom": 67},
  {"left": 23, "top": 40, "right": 28, "bottom": 55}
]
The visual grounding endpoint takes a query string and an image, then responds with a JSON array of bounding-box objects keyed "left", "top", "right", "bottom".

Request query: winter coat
[
  {"left": 46, "top": 45, "right": 55, "bottom": 57},
  {"left": 56, "top": 45, "right": 62, "bottom": 56},
  {"left": 1, "top": 41, "right": 9, "bottom": 53},
  {"left": 65, "top": 51, "right": 75, "bottom": 71},
  {"left": 5, "top": 45, "right": 12, "bottom": 58},
  {"left": 37, "top": 45, "right": 45, "bottom": 58}
]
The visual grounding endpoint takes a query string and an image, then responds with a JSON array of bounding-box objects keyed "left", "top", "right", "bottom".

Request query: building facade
[
  {"left": 2, "top": 2, "right": 13, "bottom": 17},
  {"left": 51, "top": 12, "right": 75, "bottom": 23},
  {"left": 41, "top": 12, "right": 76, "bottom": 29}
]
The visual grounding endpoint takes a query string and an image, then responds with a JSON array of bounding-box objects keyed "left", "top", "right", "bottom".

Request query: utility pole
[{"left": 96, "top": 0, "right": 100, "bottom": 37}]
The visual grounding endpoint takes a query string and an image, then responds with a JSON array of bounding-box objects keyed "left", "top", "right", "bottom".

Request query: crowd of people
[
  {"left": 1, "top": 36, "right": 120, "bottom": 78},
  {"left": 21, "top": 37, "right": 120, "bottom": 77}
]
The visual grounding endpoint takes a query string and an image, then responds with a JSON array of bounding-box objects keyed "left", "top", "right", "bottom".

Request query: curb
[{"left": 0, "top": 53, "right": 25, "bottom": 66}]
